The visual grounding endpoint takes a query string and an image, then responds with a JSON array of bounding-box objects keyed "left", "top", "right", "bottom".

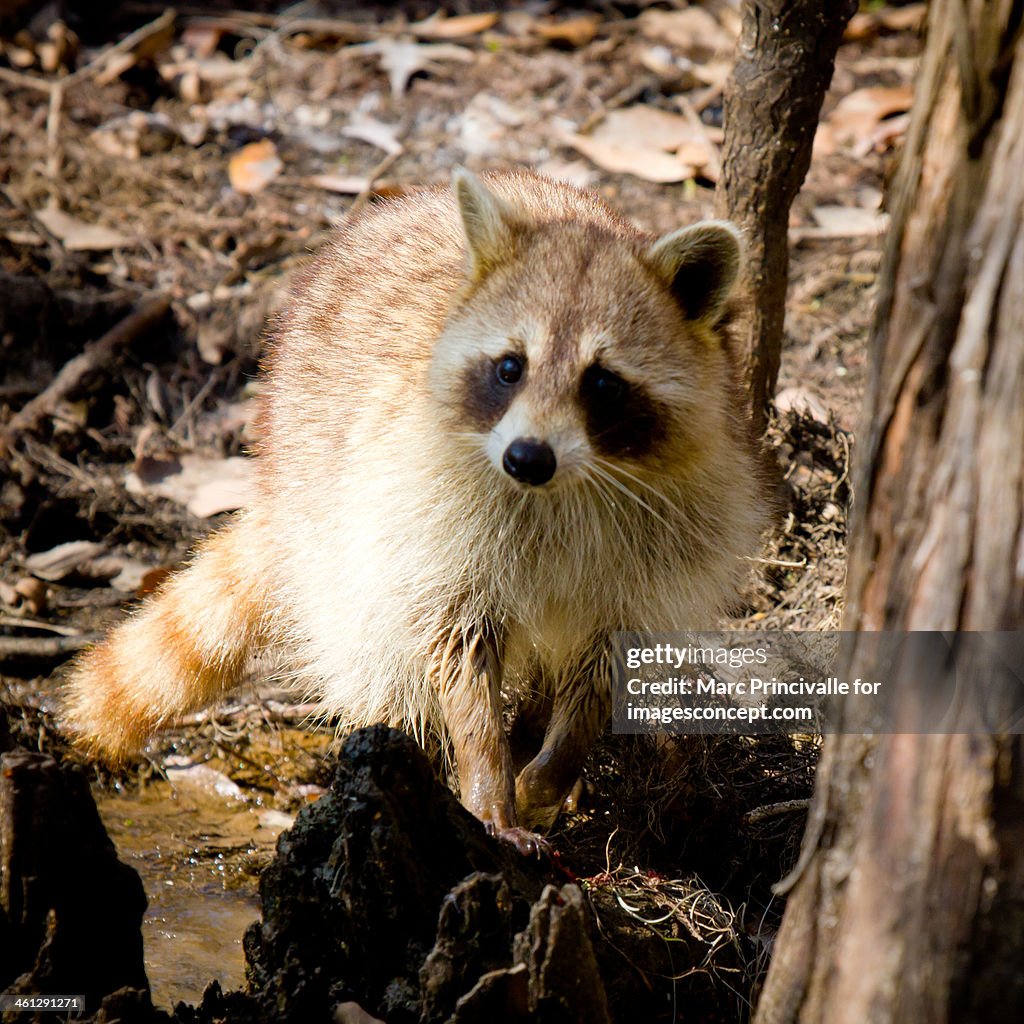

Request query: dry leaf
[
  {"left": 534, "top": 16, "right": 601, "bottom": 48},
  {"left": 591, "top": 105, "right": 708, "bottom": 151},
  {"left": 306, "top": 174, "right": 372, "bottom": 194},
  {"left": 4, "top": 229, "right": 45, "bottom": 246},
  {"left": 126, "top": 454, "right": 255, "bottom": 518},
  {"left": 639, "top": 8, "right": 736, "bottom": 56},
  {"left": 563, "top": 132, "right": 696, "bottom": 183},
  {"left": 341, "top": 116, "right": 404, "bottom": 155},
  {"left": 878, "top": 4, "right": 927, "bottom": 31},
  {"left": 35, "top": 206, "right": 132, "bottom": 251},
  {"left": 861, "top": 111, "right": 911, "bottom": 155},
  {"left": 354, "top": 38, "right": 475, "bottom": 96},
  {"left": 24, "top": 541, "right": 107, "bottom": 582},
  {"left": 775, "top": 386, "right": 831, "bottom": 424},
  {"left": 563, "top": 104, "right": 718, "bottom": 183},
  {"left": 228, "top": 138, "right": 283, "bottom": 194},
  {"left": 139, "top": 566, "right": 174, "bottom": 595},
  {"left": 826, "top": 85, "right": 914, "bottom": 148},
  {"left": 811, "top": 205, "right": 888, "bottom": 235},
  {"left": 792, "top": 205, "right": 890, "bottom": 239},
  {"left": 102, "top": 556, "right": 155, "bottom": 593},
  {"left": 410, "top": 11, "right": 499, "bottom": 40},
  {"left": 846, "top": 3, "right": 926, "bottom": 40}
]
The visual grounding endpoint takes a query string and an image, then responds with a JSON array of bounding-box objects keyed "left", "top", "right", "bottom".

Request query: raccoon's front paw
[{"left": 484, "top": 822, "right": 551, "bottom": 858}]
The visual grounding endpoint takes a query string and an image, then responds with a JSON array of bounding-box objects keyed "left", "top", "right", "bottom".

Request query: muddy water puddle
[{"left": 95, "top": 770, "right": 295, "bottom": 1008}]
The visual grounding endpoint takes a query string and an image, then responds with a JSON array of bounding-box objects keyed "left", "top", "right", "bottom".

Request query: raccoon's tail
[{"left": 63, "top": 512, "right": 275, "bottom": 763}]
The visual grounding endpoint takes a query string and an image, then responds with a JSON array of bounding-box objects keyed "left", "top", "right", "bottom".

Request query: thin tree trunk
[
  {"left": 716, "top": 0, "right": 856, "bottom": 432},
  {"left": 755, "top": 2, "right": 1024, "bottom": 1021}
]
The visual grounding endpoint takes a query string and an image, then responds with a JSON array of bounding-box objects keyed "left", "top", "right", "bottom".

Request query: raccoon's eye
[
  {"left": 583, "top": 366, "right": 628, "bottom": 407},
  {"left": 496, "top": 355, "right": 524, "bottom": 385}
]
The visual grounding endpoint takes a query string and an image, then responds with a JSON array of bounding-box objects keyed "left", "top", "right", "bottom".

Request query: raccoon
[{"left": 64, "top": 169, "right": 771, "bottom": 842}]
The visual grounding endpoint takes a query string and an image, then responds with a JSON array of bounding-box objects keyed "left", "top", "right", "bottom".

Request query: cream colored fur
[{"left": 65, "top": 168, "right": 771, "bottom": 832}]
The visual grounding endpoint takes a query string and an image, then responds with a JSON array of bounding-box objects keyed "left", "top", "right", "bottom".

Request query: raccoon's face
[{"left": 430, "top": 170, "right": 742, "bottom": 491}]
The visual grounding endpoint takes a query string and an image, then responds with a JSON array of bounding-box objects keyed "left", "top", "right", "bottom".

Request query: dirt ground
[{"left": 0, "top": 1, "right": 922, "bottom": 1018}]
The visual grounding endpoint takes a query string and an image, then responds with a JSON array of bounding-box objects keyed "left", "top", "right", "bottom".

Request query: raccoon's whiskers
[
  {"left": 593, "top": 456, "right": 675, "bottom": 509},
  {"left": 579, "top": 467, "right": 630, "bottom": 551},
  {"left": 589, "top": 462, "right": 672, "bottom": 529}
]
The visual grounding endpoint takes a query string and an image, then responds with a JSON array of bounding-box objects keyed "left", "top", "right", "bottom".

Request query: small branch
[
  {"left": 0, "top": 616, "right": 84, "bottom": 637},
  {"left": 344, "top": 149, "right": 404, "bottom": 221},
  {"left": 743, "top": 799, "right": 811, "bottom": 825},
  {"left": 1, "top": 295, "right": 171, "bottom": 454},
  {"left": 0, "top": 633, "right": 98, "bottom": 660}
]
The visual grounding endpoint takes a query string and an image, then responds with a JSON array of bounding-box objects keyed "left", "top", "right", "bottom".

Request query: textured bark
[
  {"left": 754, "top": 2, "right": 1024, "bottom": 1021},
  {"left": 715, "top": 0, "right": 856, "bottom": 431}
]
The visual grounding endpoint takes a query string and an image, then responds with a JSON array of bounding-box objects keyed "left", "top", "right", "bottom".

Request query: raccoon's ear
[
  {"left": 645, "top": 221, "right": 742, "bottom": 322},
  {"left": 453, "top": 168, "right": 521, "bottom": 278}
]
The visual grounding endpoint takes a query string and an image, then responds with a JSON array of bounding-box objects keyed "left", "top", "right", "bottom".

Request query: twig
[
  {"left": 743, "top": 799, "right": 811, "bottom": 825},
  {"left": 744, "top": 555, "right": 809, "bottom": 568},
  {"left": 344, "top": 149, "right": 404, "bottom": 221},
  {"left": 0, "top": 66, "right": 53, "bottom": 93},
  {"left": 125, "top": 3, "right": 378, "bottom": 41},
  {"left": 46, "top": 80, "right": 63, "bottom": 177},
  {"left": 1, "top": 295, "right": 171, "bottom": 455},
  {"left": 0, "top": 633, "right": 98, "bottom": 660},
  {"left": 0, "top": 616, "right": 84, "bottom": 637},
  {"left": 175, "top": 701, "right": 324, "bottom": 727},
  {"left": 578, "top": 74, "right": 661, "bottom": 134}
]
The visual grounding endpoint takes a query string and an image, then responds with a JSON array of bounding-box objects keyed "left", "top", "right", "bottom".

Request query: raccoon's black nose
[{"left": 503, "top": 438, "right": 556, "bottom": 486}]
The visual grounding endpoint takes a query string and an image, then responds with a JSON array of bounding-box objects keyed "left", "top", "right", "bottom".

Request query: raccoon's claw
[{"left": 484, "top": 822, "right": 552, "bottom": 859}]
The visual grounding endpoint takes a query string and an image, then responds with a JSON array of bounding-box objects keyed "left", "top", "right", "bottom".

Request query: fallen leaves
[
  {"left": 353, "top": 38, "right": 475, "bottom": 96},
  {"left": 409, "top": 12, "right": 500, "bottom": 41},
  {"left": 305, "top": 174, "right": 372, "bottom": 195},
  {"left": 818, "top": 84, "right": 915, "bottom": 156},
  {"left": 639, "top": 7, "right": 737, "bottom": 57},
  {"left": 21, "top": 540, "right": 155, "bottom": 592},
  {"left": 228, "top": 138, "right": 284, "bottom": 194},
  {"left": 126, "top": 453, "right": 256, "bottom": 518},
  {"left": 797, "top": 204, "right": 890, "bottom": 239},
  {"left": 24, "top": 541, "right": 106, "bottom": 582},
  {"left": 845, "top": 3, "right": 927, "bottom": 41},
  {"left": 533, "top": 16, "right": 602, "bottom": 49},
  {"left": 35, "top": 205, "right": 133, "bottom": 250},
  {"left": 563, "top": 104, "right": 721, "bottom": 184},
  {"left": 341, "top": 116, "right": 404, "bottom": 155}
]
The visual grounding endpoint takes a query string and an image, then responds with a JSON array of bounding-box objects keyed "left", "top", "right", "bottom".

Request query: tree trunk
[
  {"left": 715, "top": 0, "right": 856, "bottom": 432},
  {"left": 754, "top": 2, "right": 1024, "bottom": 1021}
]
